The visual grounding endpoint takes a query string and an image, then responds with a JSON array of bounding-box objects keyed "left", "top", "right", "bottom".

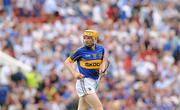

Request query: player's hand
[
  {"left": 99, "top": 68, "right": 106, "bottom": 75},
  {"left": 99, "top": 69, "right": 104, "bottom": 74},
  {"left": 73, "top": 72, "right": 84, "bottom": 79},
  {"left": 99, "top": 70, "right": 106, "bottom": 77}
]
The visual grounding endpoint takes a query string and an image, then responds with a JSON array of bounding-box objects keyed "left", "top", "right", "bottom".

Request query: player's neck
[
  {"left": 91, "top": 44, "right": 96, "bottom": 50},
  {"left": 86, "top": 44, "right": 96, "bottom": 50}
]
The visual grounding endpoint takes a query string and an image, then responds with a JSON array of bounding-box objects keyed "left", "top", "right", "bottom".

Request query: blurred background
[{"left": 0, "top": 0, "right": 180, "bottom": 110}]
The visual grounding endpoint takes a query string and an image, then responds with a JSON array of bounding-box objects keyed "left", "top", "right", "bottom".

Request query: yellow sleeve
[{"left": 66, "top": 57, "right": 75, "bottom": 63}]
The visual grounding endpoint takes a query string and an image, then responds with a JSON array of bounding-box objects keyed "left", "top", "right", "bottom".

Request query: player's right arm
[{"left": 64, "top": 50, "right": 84, "bottom": 79}]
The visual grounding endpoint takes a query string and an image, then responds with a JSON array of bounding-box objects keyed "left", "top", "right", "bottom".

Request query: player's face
[{"left": 83, "top": 35, "right": 95, "bottom": 47}]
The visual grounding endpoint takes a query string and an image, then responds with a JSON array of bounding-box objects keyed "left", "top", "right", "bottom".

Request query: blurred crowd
[{"left": 0, "top": 0, "right": 180, "bottom": 110}]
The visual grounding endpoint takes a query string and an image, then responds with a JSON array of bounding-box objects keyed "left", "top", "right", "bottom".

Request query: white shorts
[{"left": 76, "top": 78, "right": 98, "bottom": 97}]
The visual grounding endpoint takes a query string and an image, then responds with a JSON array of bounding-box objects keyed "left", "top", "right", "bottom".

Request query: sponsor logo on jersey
[{"left": 80, "top": 60, "right": 102, "bottom": 69}]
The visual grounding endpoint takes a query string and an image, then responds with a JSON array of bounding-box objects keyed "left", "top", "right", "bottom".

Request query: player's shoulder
[
  {"left": 75, "top": 46, "right": 86, "bottom": 52},
  {"left": 96, "top": 44, "right": 105, "bottom": 50}
]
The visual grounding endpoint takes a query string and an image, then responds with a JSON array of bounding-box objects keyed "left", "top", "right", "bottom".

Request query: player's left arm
[{"left": 99, "top": 49, "right": 109, "bottom": 74}]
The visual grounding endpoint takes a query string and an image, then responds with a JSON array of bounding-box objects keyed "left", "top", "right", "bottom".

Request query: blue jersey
[{"left": 67, "top": 44, "right": 105, "bottom": 80}]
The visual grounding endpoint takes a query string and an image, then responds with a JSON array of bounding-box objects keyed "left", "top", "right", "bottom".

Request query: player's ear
[{"left": 94, "top": 39, "right": 97, "bottom": 44}]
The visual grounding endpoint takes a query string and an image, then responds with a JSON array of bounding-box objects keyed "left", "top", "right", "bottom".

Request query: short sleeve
[{"left": 67, "top": 49, "right": 81, "bottom": 63}]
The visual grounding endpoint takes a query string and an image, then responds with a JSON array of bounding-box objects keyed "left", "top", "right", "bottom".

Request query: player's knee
[
  {"left": 78, "top": 103, "right": 89, "bottom": 110},
  {"left": 96, "top": 106, "right": 103, "bottom": 110},
  {"left": 94, "top": 103, "right": 103, "bottom": 110},
  {"left": 78, "top": 106, "right": 88, "bottom": 110}
]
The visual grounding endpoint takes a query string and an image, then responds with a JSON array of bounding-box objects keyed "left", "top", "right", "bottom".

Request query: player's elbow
[
  {"left": 64, "top": 59, "right": 70, "bottom": 66},
  {"left": 64, "top": 58, "right": 73, "bottom": 67}
]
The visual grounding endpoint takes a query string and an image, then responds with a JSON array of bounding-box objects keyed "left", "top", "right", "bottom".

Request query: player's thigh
[
  {"left": 84, "top": 93, "right": 103, "bottom": 109},
  {"left": 78, "top": 97, "right": 89, "bottom": 110}
]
